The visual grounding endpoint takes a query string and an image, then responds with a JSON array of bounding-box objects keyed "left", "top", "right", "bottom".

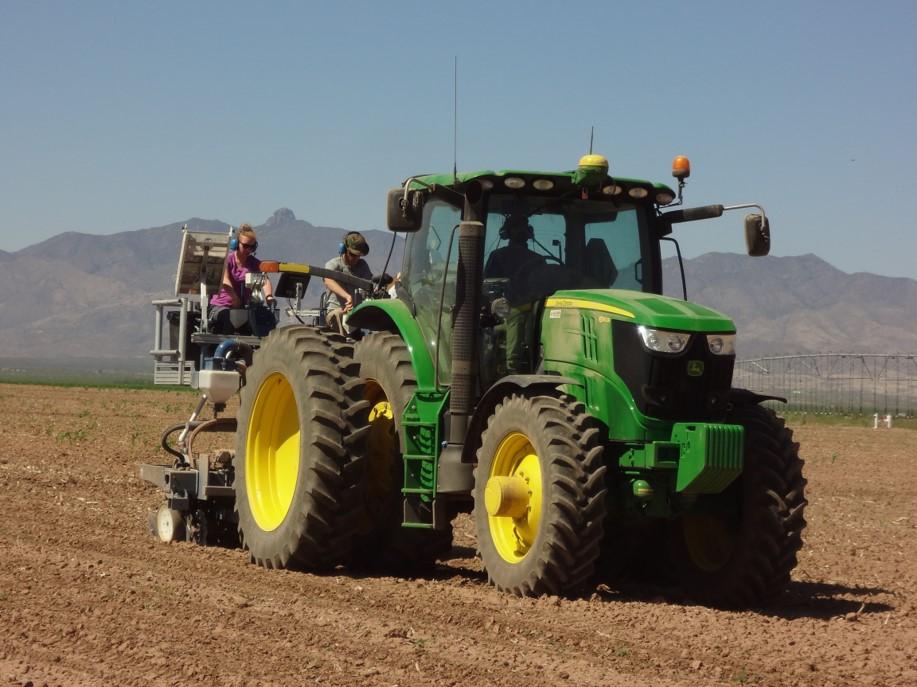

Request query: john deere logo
[{"left": 687, "top": 360, "right": 705, "bottom": 377}]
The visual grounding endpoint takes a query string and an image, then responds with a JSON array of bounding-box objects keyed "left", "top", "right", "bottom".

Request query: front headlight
[
  {"left": 637, "top": 326, "right": 691, "bottom": 354},
  {"left": 706, "top": 334, "right": 736, "bottom": 355}
]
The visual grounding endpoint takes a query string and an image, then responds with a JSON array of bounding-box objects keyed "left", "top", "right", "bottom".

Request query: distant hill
[
  {"left": 1, "top": 210, "right": 914, "bottom": 365},
  {"left": 0, "top": 209, "right": 402, "bottom": 360},
  {"left": 662, "top": 253, "right": 917, "bottom": 357}
]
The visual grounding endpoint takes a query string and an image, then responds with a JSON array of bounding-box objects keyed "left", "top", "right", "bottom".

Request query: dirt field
[{"left": 2, "top": 383, "right": 915, "bottom": 687}]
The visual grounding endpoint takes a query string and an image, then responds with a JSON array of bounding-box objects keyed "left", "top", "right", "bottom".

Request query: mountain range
[
  {"left": 662, "top": 253, "right": 917, "bottom": 357},
  {"left": 1, "top": 208, "right": 914, "bottom": 366}
]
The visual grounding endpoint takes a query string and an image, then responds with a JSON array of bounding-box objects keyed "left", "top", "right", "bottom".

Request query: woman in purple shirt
[{"left": 209, "top": 224, "right": 274, "bottom": 334}]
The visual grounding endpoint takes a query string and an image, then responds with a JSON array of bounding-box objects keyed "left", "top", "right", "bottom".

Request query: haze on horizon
[{"left": 2, "top": 1, "right": 915, "bottom": 279}]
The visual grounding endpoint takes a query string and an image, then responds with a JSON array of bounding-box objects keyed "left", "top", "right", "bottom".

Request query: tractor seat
[
  {"left": 209, "top": 306, "right": 275, "bottom": 337},
  {"left": 225, "top": 309, "right": 251, "bottom": 330}
]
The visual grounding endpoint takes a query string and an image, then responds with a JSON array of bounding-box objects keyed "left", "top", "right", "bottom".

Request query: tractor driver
[
  {"left": 324, "top": 231, "right": 373, "bottom": 334},
  {"left": 484, "top": 215, "right": 545, "bottom": 375}
]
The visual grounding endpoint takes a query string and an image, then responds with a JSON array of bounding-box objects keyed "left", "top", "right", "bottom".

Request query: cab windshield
[
  {"left": 482, "top": 195, "right": 650, "bottom": 304},
  {"left": 400, "top": 194, "right": 655, "bottom": 384}
]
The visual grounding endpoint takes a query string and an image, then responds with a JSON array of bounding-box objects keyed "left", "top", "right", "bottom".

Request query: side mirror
[
  {"left": 745, "top": 214, "right": 771, "bottom": 257},
  {"left": 386, "top": 188, "right": 424, "bottom": 232}
]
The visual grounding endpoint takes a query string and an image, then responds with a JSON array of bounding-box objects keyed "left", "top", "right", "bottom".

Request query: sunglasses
[{"left": 239, "top": 241, "right": 258, "bottom": 251}]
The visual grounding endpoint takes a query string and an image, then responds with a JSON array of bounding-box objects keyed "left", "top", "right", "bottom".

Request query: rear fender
[{"left": 347, "top": 299, "right": 436, "bottom": 390}]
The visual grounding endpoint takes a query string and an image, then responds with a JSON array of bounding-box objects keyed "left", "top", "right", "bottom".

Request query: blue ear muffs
[
  {"left": 229, "top": 237, "right": 258, "bottom": 252},
  {"left": 339, "top": 242, "right": 346, "bottom": 254}
]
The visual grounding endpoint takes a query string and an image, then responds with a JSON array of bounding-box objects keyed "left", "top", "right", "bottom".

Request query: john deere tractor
[{"left": 223, "top": 153, "right": 806, "bottom": 607}]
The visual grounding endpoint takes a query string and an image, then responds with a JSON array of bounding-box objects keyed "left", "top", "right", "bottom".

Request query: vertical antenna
[
  {"left": 589, "top": 126, "right": 594, "bottom": 154},
  {"left": 453, "top": 56, "right": 458, "bottom": 184}
]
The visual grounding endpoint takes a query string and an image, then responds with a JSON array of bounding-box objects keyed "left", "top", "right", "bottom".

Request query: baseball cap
[{"left": 345, "top": 232, "right": 369, "bottom": 256}]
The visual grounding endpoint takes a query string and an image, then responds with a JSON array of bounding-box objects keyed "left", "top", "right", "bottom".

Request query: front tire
[
  {"left": 234, "top": 326, "right": 368, "bottom": 570},
  {"left": 666, "top": 404, "right": 807, "bottom": 607},
  {"left": 474, "top": 393, "right": 607, "bottom": 596}
]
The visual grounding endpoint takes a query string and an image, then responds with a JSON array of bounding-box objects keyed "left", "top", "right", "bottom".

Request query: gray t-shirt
[{"left": 324, "top": 255, "right": 373, "bottom": 309}]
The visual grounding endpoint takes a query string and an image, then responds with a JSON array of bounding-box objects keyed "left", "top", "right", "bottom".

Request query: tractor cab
[{"left": 384, "top": 154, "right": 770, "bottom": 392}]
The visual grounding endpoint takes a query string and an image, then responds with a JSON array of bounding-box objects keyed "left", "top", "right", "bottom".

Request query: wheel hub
[
  {"left": 487, "top": 432, "right": 543, "bottom": 563},
  {"left": 683, "top": 514, "right": 736, "bottom": 572},
  {"left": 484, "top": 476, "right": 531, "bottom": 518}
]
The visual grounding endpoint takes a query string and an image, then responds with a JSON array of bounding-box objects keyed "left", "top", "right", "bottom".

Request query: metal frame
[
  {"left": 151, "top": 228, "right": 230, "bottom": 385},
  {"left": 735, "top": 353, "right": 917, "bottom": 416}
]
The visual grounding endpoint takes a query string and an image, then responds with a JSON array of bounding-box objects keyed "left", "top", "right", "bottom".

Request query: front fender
[
  {"left": 462, "top": 374, "right": 582, "bottom": 464},
  {"left": 347, "top": 299, "right": 436, "bottom": 390}
]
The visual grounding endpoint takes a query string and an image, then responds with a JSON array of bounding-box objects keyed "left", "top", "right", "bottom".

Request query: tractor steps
[{"left": 401, "top": 390, "right": 449, "bottom": 529}]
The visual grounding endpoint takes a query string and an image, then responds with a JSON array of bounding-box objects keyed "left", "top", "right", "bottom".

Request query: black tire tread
[
  {"left": 350, "top": 331, "right": 453, "bottom": 571},
  {"left": 474, "top": 392, "right": 608, "bottom": 597},
  {"left": 671, "top": 404, "right": 807, "bottom": 607},
  {"left": 234, "top": 325, "right": 369, "bottom": 571}
]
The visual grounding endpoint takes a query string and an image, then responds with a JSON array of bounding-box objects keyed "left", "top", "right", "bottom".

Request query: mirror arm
[
  {"left": 659, "top": 204, "right": 724, "bottom": 224},
  {"left": 723, "top": 202, "right": 768, "bottom": 219},
  {"left": 403, "top": 177, "right": 464, "bottom": 211},
  {"left": 403, "top": 177, "right": 432, "bottom": 205}
]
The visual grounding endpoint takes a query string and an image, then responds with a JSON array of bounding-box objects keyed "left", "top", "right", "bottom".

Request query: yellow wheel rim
[
  {"left": 364, "top": 381, "right": 397, "bottom": 516},
  {"left": 682, "top": 514, "right": 735, "bottom": 572},
  {"left": 486, "top": 432, "right": 542, "bottom": 563},
  {"left": 246, "top": 372, "right": 300, "bottom": 531}
]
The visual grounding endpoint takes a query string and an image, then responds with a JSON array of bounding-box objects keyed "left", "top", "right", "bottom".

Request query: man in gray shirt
[{"left": 324, "top": 231, "right": 373, "bottom": 333}]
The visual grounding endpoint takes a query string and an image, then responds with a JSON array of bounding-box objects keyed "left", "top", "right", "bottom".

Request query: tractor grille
[{"left": 612, "top": 321, "right": 734, "bottom": 422}]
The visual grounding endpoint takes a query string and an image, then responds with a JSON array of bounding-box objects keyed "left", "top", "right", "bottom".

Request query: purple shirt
[{"left": 210, "top": 252, "right": 261, "bottom": 307}]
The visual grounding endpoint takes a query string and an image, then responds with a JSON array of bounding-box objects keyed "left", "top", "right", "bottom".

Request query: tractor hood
[{"left": 544, "top": 289, "right": 735, "bottom": 333}]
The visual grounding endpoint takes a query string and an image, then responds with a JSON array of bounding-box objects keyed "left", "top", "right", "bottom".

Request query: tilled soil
[{"left": 1, "top": 383, "right": 915, "bottom": 687}]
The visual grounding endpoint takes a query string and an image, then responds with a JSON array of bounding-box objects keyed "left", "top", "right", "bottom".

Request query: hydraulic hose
[
  {"left": 187, "top": 417, "right": 238, "bottom": 457},
  {"left": 212, "top": 339, "right": 254, "bottom": 369},
  {"left": 161, "top": 422, "right": 194, "bottom": 463}
]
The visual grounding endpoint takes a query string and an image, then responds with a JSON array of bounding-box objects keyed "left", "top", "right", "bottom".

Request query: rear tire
[
  {"left": 234, "top": 326, "right": 369, "bottom": 570},
  {"left": 474, "top": 393, "right": 607, "bottom": 596},
  {"left": 350, "top": 332, "right": 453, "bottom": 571},
  {"left": 666, "top": 404, "right": 807, "bottom": 607}
]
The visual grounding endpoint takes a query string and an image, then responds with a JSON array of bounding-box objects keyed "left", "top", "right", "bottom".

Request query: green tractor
[{"left": 232, "top": 153, "right": 806, "bottom": 606}]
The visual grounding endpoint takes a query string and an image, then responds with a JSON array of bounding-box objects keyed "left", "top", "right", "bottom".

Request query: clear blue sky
[{"left": 2, "top": 1, "right": 915, "bottom": 278}]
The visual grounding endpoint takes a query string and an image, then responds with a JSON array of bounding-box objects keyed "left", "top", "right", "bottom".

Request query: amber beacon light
[{"left": 672, "top": 155, "right": 691, "bottom": 181}]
